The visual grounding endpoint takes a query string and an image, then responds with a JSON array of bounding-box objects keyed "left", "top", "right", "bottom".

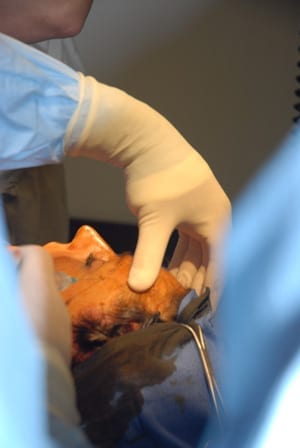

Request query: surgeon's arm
[{"left": 0, "top": 34, "right": 230, "bottom": 306}]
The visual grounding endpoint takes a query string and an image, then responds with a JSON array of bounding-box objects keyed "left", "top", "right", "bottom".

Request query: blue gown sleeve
[{"left": 0, "top": 33, "right": 80, "bottom": 169}]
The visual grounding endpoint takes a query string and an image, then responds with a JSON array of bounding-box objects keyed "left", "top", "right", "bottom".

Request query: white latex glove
[{"left": 65, "top": 75, "right": 230, "bottom": 306}]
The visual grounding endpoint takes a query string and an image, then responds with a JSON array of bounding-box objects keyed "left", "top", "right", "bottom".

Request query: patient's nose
[{"left": 44, "top": 225, "right": 116, "bottom": 264}]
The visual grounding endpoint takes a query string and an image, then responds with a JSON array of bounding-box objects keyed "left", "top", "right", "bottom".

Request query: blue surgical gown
[
  {"left": 0, "top": 33, "right": 79, "bottom": 169},
  {"left": 215, "top": 124, "right": 300, "bottom": 447}
]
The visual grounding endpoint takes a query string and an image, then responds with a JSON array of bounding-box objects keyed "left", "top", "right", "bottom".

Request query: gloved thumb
[{"left": 128, "top": 220, "right": 172, "bottom": 292}]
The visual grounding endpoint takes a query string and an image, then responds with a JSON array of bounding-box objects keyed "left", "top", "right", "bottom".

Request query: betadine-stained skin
[{"left": 44, "top": 225, "right": 188, "bottom": 365}]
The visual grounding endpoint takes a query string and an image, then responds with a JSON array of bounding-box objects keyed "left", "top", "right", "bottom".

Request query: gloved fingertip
[{"left": 128, "top": 266, "right": 157, "bottom": 292}]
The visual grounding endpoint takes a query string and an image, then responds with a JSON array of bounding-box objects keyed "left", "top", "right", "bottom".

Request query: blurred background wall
[{"left": 65, "top": 0, "right": 300, "bottom": 225}]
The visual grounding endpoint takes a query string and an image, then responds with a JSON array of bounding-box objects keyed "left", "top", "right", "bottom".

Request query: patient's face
[{"left": 44, "top": 226, "right": 187, "bottom": 365}]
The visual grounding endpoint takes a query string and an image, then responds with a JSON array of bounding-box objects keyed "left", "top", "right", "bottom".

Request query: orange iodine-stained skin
[{"left": 44, "top": 225, "right": 188, "bottom": 365}]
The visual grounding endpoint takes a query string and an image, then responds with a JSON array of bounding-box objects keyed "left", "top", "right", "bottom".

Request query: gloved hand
[
  {"left": 65, "top": 75, "right": 231, "bottom": 305},
  {"left": 10, "top": 245, "right": 72, "bottom": 364}
]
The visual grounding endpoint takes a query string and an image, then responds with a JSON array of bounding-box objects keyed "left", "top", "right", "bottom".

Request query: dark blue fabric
[{"left": 118, "top": 312, "right": 219, "bottom": 448}]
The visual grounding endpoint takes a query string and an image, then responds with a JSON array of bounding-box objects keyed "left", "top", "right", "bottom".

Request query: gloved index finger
[{"left": 128, "top": 220, "right": 173, "bottom": 292}]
